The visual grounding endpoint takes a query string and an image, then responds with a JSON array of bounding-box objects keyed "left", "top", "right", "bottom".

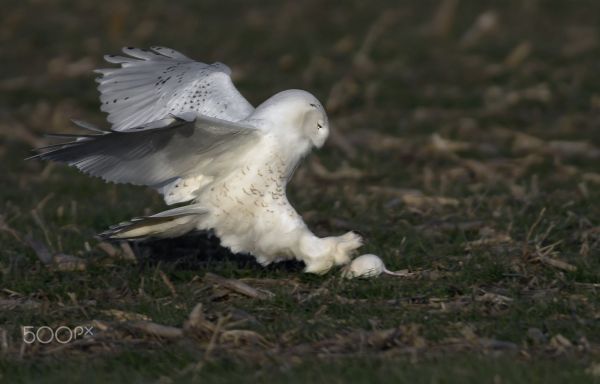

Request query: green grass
[
  {"left": 1, "top": 352, "right": 595, "bottom": 384},
  {"left": 1, "top": 0, "right": 600, "bottom": 382}
]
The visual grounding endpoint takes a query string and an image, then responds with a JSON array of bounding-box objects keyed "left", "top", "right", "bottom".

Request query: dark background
[{"left": 1, "top": 1, "right": 599, "bottom": 382}]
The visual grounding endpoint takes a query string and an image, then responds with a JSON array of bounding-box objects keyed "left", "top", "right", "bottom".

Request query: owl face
[
  {"left": 302, "top": 102, "right": 329, "bottom": 148},
  {"left": 254, "top": 89, "right": 330, "bottom": 150}
]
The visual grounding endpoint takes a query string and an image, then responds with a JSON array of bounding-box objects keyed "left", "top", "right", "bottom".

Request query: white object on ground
[{"left": 341, "top": 254, "right": 406, "bottom": 279}]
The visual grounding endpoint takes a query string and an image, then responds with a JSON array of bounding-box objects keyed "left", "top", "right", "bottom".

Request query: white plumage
[{"left": 35, "top": 47, "right": 362, "bottom": 274}]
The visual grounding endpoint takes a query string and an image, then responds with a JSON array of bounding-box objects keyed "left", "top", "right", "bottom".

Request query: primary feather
[{"left": 33, "top": 115, "right": 259, "bottom": 188}]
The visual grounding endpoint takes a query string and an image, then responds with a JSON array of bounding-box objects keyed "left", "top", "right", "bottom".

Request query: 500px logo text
[{"left": 22, "top": 325, "right": 94, "bottom": 344}]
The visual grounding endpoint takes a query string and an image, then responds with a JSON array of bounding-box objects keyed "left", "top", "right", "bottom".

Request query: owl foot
[
  {"left": 300, "top": 231, "right": 363, "bottom": 275},
  {"left": 331, "top": 231, "right": 363, "bottom": 266}
]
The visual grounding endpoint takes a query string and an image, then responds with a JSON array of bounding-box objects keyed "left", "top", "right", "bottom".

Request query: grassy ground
[{"left": 1, "top": 0, "right": 600, "bottom": 382}]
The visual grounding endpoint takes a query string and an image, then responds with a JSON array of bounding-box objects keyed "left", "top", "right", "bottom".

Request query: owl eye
[{"left": 317, "top": 122, "right": 323, "bottom": 129}]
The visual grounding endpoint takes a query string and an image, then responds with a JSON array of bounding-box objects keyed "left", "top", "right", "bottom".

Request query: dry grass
[{"left": 1, "top": 0, "right": 599, "bottom": 382}]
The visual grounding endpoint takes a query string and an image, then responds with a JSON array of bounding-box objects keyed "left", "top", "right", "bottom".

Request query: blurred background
[
  {"left": 1, "top": 1, "right": 600, "bottom": 381},
  {"left": 2, "top": 0, "right": 599, "bottom": 241},
  {"left": 2, "top": 0, "right": 599, "bottom": 140},
  {"left": 0, "top": 0, "right": 600, "bottom": 284}
]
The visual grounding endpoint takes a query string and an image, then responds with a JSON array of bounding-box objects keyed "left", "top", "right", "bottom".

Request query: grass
[
  {"left": 1, "top": 0, "right": 600, "bottom": 382},
  {"left": 1, "top": 353, "right": 596, "bottom": 384}
]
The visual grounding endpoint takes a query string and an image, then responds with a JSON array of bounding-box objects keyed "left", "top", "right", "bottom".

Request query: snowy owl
[{"left": 33, "top": 47, "right": 362, "bottom": 274}]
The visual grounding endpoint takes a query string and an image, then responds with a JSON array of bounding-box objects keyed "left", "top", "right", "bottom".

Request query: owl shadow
[{"left": 128, "top": 231, "right": 305, "bottom": 273}]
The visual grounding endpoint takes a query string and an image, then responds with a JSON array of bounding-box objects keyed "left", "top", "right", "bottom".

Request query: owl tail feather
[{"left": 99, "top": 205, "right": 206, "bottom": 240}]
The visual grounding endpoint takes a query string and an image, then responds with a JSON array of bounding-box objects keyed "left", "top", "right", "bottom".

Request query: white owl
[{"left": 34, "top": 47, "right": 362, "bottom": 274}]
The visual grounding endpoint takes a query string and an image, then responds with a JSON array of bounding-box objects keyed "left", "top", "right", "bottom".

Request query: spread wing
[
  {"left": 96, "top": 47, "right": 254, "bottom": 131},
  {"left": 31, "top": 115, "right": 261, "bottom": 191}
]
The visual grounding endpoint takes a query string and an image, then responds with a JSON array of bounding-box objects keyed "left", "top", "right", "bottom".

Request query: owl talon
[{"left": 300, "top": 231, "right": 363, "bottom": 274}]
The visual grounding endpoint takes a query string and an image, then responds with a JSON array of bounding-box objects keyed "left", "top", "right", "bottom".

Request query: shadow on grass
[{"left": 130, "top": 232, "right": 305, "bottom": 273}]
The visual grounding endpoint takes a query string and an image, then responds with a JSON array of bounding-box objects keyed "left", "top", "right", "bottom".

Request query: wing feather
[
  {"left": 32, "top": 115, "right": 261, "bottom": 188},
  {"left": 96, "top": 46, "right": 254, "bottom": 130}
]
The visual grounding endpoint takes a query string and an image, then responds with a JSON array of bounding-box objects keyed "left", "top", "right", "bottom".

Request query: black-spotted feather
[{"left": 96, "top": 47, "right": 254, "bottom": 130}]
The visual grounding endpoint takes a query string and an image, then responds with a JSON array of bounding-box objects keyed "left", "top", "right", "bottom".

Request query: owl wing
[
  {"left": 31, "top": 115, "right": 261, "bottom": 196},
  {"left": 96, "top": 47, "right": 254, "bottom": 131}
]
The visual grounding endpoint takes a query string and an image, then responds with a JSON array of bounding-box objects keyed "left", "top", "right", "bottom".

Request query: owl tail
[{"left": 99, "top": 205, "right": 206, "bottom": 240}]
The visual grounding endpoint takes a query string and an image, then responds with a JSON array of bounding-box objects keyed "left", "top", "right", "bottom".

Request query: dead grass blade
[
  {"left": 309, "top": 158, "right": 365, "bottom": 180},
  {"left": 204, "top": 273, "right": 274, "bottom": 300},
  {"left": 537, "top": 254, "right": 577, "bottom": 272},
  {"left": 30, "top": 209, "right": 54, "bottom": 249},
  {"left": 183, "top": 303, "right": 216, "bottom": 335},
  {"left": 428, "top": 0, "right": 459, "bottom": 38},
  {"left": 0, "top": 215, "right": 25, "bottom": 243},
  {"left": 0, "top": 298, "right": 41, "bottom": 310},
  {"left": 127, "top": 321, "right": 183, "bottom": 339},
  {"left": 0, "top": 327, "right": 8, "bottom": 354},
  {"left": 24, "top": 235, "right": 53, "bottom": 265},
  {"left": 219, "top": 330, "right": 271, "bottom": 348},
  {"left": 119, "top": 242, "right": 137, "bottom": 262},
  {"left": 101, "top": 309, "right": 151, "bottom": 322},
  {"left": 533, "top": 242, "right": 576, "bottom": 272},
  {"left": 52, "top": 254, "right": 87, "bottom": 271},
  {"left": 159, "top": 270, "right": 177, "bottom": 297},
  {"left": 96, "top": 241, "right": 119, "bottom": 258}
]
